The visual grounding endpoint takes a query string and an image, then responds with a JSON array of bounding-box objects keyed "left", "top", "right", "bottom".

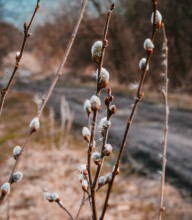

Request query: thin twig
[
  {"left": 75, "top": 192, "right": 86, "bottom": 220},
  {"left": 0, "top": 131, "right": 31, "bottom": 206},
  {"left": 87, "top": 4, "right": 115, "bottom": 220},
  {"left": 92, "top": 90, "right": 113, "bottom": 189},
  {"left": 56, "top": 200, "right": 74, "bottom": 220},
  {"left": 6, "top": 195, "right": 10, "bottom": 220},
  {"left": 96, "top": 3, "right": 115, "bottom": 96},
  {"left": 37, "top": 0, "right": 88, "bottom": 118},
  {"left": 100, "top": 2, "right": 159, "bottom": 219},
  {"left": 0, "top": 0, "right": 40, "bottom": 116},
  {"left": 0, "top": 0, "right": 87, "bottom": 207},
  {"left": 158, "top": 23, "right": 169, "bottom": 220}
]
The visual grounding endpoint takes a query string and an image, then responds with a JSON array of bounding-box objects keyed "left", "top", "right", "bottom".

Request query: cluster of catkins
[
  {"left": 139, "top": 10, "right": 162, "bottom": 70},
  {"left": 78, "top": 40, "right": 119, "bottom": 192}
]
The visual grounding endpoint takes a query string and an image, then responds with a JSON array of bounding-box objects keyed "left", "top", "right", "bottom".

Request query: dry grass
[{"left": 0, "top": 144, "right": 192, "bottom": 220}]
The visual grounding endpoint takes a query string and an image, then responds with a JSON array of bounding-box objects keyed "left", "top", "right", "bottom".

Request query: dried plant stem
[
  {"left": 158, "top": 23, "right": 169, "bottom": 220},
  {"left": 100, "top": 3, "right": 159, "bottom": 219},
  {"left": 75, "top": 192, "right": 86, "bottom": 220},
  {"left": 0, "top": 0, "right": 40, "bottom": 116},
  {"left": 56, "top": 200, "right": 74, "bottom": 220},
  {"left": 0, "top": 0, "right": 87, "bottom": 207}
]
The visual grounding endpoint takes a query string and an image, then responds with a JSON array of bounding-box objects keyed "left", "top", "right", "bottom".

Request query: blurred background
[{"left": 0, "top": 0, "right": 192, "bottom": 219}]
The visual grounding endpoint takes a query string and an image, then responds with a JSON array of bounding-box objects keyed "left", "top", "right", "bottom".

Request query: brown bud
[
  {"left": 99, "top": 81, "right": 108, "bottom": 90},
  {"left": 24, "top": 22, "right": 28, "bottom": 30},
  {"left": 107, "top": 88, "right": 111, "bottom": 95},
  {"left": 138, "top": 92, "right": 144, "bottom": 100},
  {"left": 113, "top": 166, "right": 120, "bottom": 175},
  {"left": 37, "top": 2, "right": 40, "bottom": 10},
  {"left": 146, "top": 48, "right": 154, "bottom": 55},
  {"left": 83, "top": 135, "right": 90, "bottom": 143},
  {"left": 156, "top": 21, "right": 162, "bottom": 30},
  {"left": 103, "top": 39, "right": 108, "bottom": 48},
  {"left": 27, "top": 33, "right": 32, "bottom": 37},
  {"left": 108, "top": 95, "right": 114, "bottom": 102},
  {"left": 110, "top": 105, "right": 116, "bottom": 115},
  {"left": 104, "top": 97, "right": 109, "bottom": 106},
  {"left": 83, "top": 169, "right": 88, "bottom": 176}
]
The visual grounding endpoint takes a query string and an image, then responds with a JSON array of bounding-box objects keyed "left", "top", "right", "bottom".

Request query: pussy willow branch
[
  {"left": 92, "top": 91, "right": 113, "bottom": 189},
  {"left": 87, "top": 4, "right": 114, "bottom": 220},
  {"left": 56, "top": 200, "right": 74, "bottom": 220},
  {"left": 0, "top": 0, "right": 87, "bottom": 207},
  {"left": 87, "top": 110, "right": 97, "bottom": 213},
  {"left": 0, "top": 131, "right": 31, "bottom": 206},
  {"left": 158, "top": 23, "right": 169, "bottom": 220},
  {"left": 100, "top": 2, "right": 159, "bottom": 220},
  {"left": 96, "top": 3, "right": 114, "bottom": 96},
  {"left": 0, "top": 0, "right": 40, "bottom": 116}
]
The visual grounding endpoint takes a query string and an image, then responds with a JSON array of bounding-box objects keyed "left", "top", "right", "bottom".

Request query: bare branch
[
  {"left": 0, "top": 0, "right": 40, "bottom": 116},
  {"left": 75, "top": 192, "right": 86, "bottom": 220}
]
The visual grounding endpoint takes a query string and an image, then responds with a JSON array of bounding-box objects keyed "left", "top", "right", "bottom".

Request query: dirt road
[{"left": 18, "top": 84, "right": 192, "bottom": 193}]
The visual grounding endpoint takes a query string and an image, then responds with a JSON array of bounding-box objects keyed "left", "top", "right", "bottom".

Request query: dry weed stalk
[
  {"left": 158, "top": 23, "right": 169, "bottom": 220},
  {"left": 0, "top": 0, "right": 88, "bottom": 210},
  {"left": 0, "top": 0, "right": 40, "bottom": 116}
]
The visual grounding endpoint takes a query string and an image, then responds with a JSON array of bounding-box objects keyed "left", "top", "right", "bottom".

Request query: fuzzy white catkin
[
  {"left": 96, "top": 68, "right": 109, "bottom": 82},
  {"left": 51, "top": 192, "right": 59, "bottom": 201},
  {"left": 143, "top": 38, "right": 154, "bottom": 50},
  {"left": 99, "top": 117, "right": 111, "bottom": 129},
  {"left": 84, "top": 99, "right": 91, "bottom": 112},
  {"left": 79, "top": 174, "right": 85, "bottom": 181},
  {"left": 13, "top": 146, "right": 22, "bottom": 157},
  {"left": 82, "top": 127, "right": 90, "bottom": 137},
  {"left": 151, "top": 10, "right": 162, "bottom": 24},
  {"left": 105, "top": 144, "right": 112, "bottom": 151},
  {"left": 1, "top": 182, "right": 10, "bottom": 195},
  {"left": 12, "top": 172, "right": 23, "bottom": 183},
  {"left": 79, "top": 164, "right": 87, "bottom": 173},
  {"left": 82, "top": 180, "right": 88, "bottom": 187},
  {"left": 103, "top": 144, "right": 113, "bottom": 156},
  {"left": 99, "top": 176, "right": 107, "bottom": 185},
  {"left": 16, "top": 52, "right": 20, "bottom": 58},
  {"left": 139, "top": 58, "right": 149, "bottom": 71},
  {"left": 106, "top": 172, "right": 112, "bottom": 182},
  {"left": 92, "top": 152, "right": 101, "bottom": 161},
  {"left": 91, "top": 41, "right": 103, "bottom": 57},
  {"left": 44, "top": 191, "right": 53, "bottom": 202},
  {"left": 90, "top": 95, "right": 101, "bottom": 109},
  {"left": 29, "top": 117, "right": 40, "bottom": 131}
]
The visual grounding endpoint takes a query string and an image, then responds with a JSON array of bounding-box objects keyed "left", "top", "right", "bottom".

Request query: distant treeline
[{"left": 0, "top": 0, "right": 191, "bottom": 93}]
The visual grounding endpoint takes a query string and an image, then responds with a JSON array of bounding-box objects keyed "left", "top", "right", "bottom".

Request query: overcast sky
[{"left": 0, "top": 0, "right": 66, "bottom": 29}]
